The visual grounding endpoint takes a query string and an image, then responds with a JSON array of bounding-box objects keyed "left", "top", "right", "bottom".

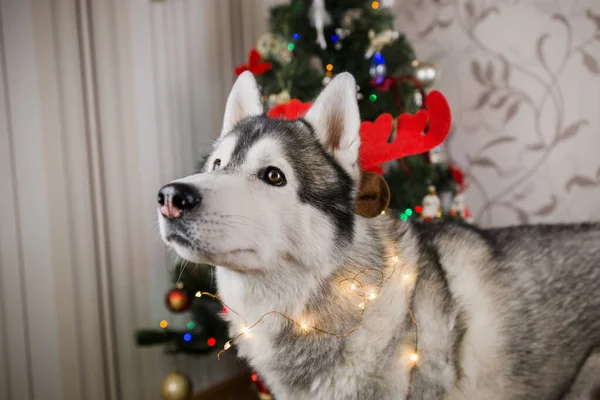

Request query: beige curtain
[{"left": 0, "top": 0, "right": 270, "bottom": 399}]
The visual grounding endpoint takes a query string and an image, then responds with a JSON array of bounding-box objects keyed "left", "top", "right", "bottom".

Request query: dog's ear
[
  {"left": 304, "top": 72, "right": 361, "bottom": 180},
  {"left": 355, "top": 172, "right": 390, "bottom": 218},
  {"left": 221, "top": 71, "right": 263, "bottom": 137}
]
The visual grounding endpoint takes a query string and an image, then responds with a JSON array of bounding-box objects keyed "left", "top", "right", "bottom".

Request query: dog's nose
[{"left": 157, "top": 183, "right": 201, "bottom": 219}]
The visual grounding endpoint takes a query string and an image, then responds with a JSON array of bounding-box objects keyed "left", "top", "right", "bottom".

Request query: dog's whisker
[{"left": 176, "top": 260, "right": 190, "bottom": 285}]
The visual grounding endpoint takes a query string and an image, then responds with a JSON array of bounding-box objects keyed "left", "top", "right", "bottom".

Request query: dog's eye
[
  {"left": 263, "top": 167, "right": 286, "bottom": 186},
  {"left": 212, "top": 159, "right": 221, "bottom": 171}
]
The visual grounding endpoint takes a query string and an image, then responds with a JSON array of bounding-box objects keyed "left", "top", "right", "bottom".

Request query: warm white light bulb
[
  {"left": 241, "top": 325, "right": 249, "bottom": 334},
  {"left": 409, "top": 353, "right": 419, "bottom": 363},
  {"left": 195, "top": 291, "right": 202, "bottom": 297},
  {"left": 224, "top": 341, "right": 231, "bottom": 350},
  {"left": 369, "top": 293, "right": 377, "bottom": 300},
  {"left": 358, "top": 302, "right": 365, "bottom": 310},
  {"left": 392, "top": 256, "right": 399, "bottom": 262},
  {"left": 300, "top": 322, "right": 309, "bottom": 331},
  {"left": 351, "top": 284, "right": 357, "bottom": 290},
  {"left": 403, "top": 274, "right": 410, "bottom": 281}
]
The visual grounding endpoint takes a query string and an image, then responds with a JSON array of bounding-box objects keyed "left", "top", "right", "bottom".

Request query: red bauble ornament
[
  {"left": 165, "top": 288, "right": 189, "bottom": 313},
  {"left": 251, "top": 372, "right": 273, "bottom": 399}
]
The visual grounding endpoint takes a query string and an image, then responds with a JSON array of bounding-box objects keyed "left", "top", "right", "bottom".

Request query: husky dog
[{"left": 158, "top": 71, "right": 600, "bottom": 399}]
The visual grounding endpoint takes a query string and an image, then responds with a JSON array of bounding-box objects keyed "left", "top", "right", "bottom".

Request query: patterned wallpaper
[{"left": 393, "top": 0, "right": 600, "bottom": 227}]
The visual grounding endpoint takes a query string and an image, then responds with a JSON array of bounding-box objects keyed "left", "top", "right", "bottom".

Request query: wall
[
  {"left": 393, "top": 0, "right": 600, "bottom": 226},
  {"left": 0, "top": 0, "right": 267, "bottom": 399}
]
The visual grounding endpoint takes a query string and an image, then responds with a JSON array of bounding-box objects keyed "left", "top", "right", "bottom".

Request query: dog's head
[{"left": 158, "top": 72, "right": 385, "bottom": 274}]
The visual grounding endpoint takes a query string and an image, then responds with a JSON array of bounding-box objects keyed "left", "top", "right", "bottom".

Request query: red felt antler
[
  {"left": 266, "top": 91, "right": 452, "bottom": 175},
  {"left": 267, "top": 99, "right": 312, "bottom": 120},
  {"left": 359, "top": 91, "right": 452, "bottom": 173}
]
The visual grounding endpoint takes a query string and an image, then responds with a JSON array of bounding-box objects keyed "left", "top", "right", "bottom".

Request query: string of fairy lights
[{"left": 159, "top": 236, "right": 421, "bottom": 398}]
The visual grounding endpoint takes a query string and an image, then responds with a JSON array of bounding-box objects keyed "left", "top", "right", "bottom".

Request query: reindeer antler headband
[{"left": 267, "top": 91, "right": 452, "bottom": 174}]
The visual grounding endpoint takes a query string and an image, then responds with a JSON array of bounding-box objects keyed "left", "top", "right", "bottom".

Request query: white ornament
[
  {"left": 450, "top": 192, "right": 473, "bottom": 223},
  {"left": 335, "top": 28, "right": 350, "bottom": 40},
  {"left": 309, "top": 0, "right": 331, "bottom": 50},
  {"left": 356, "top": 85, "right": 364, "bottom": 100},
  {"left": 414, "top": 91, "right": 423, "bottom": 107},
  {"left": 429, "top": 146, "right": 446, "bottom": 164},
  {"left": 365, "top": 29, "right": 399, "bottom": 59},
  {"left": 421, "top": 185, "right": 441, "bottom": 221},
  {"left": 267, "top": 90, "right": 291, "bottom": 108}
]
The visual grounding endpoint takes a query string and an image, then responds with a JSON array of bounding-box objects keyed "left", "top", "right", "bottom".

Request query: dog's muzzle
[{"left": 157, "top": 182, "right": 202, "bottom": 219}]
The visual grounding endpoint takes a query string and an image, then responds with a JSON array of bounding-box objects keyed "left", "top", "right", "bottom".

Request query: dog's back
[{"left": 411, "top": 222, "right": 600, "bottom": 399}]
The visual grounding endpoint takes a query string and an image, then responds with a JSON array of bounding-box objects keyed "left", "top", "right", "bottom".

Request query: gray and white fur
[{"left": 158, "top": 71, "right": 600, "bottom": 399}]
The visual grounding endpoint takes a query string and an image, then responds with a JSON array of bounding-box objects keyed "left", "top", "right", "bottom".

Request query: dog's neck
[
  {"left": 215, "top": 216, "right": 415, "bottom": 340},
  {"left": 215, "top": 216, "right": 420, "bottom": 397}
]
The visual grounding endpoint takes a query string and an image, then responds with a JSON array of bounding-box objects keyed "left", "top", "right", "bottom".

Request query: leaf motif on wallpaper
[
  {"left": 504, "top": 100, "right": 521, "bottom": 124},
  {"left": 438, "top": 19, "right": 453, "bottom": 29},
  {"left": 536, "top": 34, "right": 549, "bottom": 67},
  {"left": 554, "top": 119, "right": 589, "bottom": 144},
  {"left": 552, "top": 14, "right": 571, "bottom": 34},
  {"left": 473, "top": 88, "right": 495, "bottom": 109},
  {"left": 491, "top": 94, "right": 510, "bottom": 108},
  {"left": 471, "top": 60, "right": 486, "bottom": 85},
  {"left": 478, "top": 7, "right": 499, "bottom": 24},
  {"left": 513, "top": 191, "right": 529, "bottom": 201},
  {"left": 484, "top": 62, "right": 495, "bottom": 81},
  {"left": 466, "top": 155, "right": 506, "bottom": 176},
  {"left": 418, "top": 21, "right": 436, "bottom": 38},
  {"left": 418, "top": 18, "right": 454, "bottom": 38},
  {"left": 525, "top": 142, "right": 546, "bottom": 152},
  {"left": 465, "top": 1, "right": 476, "bottom": 18},
  {"left": 514, "top": 207, "right": 530, "bottom": 224},
  {"left": 565, "top": 176, "right": 600, "bottom": 192},
  {"left": 581, "top": 51, "right": 600, "bottom": 75},
  {"left": 479, "top": 136, "right": 517, "bottom": 152},
  {"left": 531, "top": 195, "right": 557, "bottom": 217},
  {"left": 586, "top": 9, "right": 600, "bottom": 31},
  {"left": 501, "top": 57, "right": 511, "bottom": 84}
]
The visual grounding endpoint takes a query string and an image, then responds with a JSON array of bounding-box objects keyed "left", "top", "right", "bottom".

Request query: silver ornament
[
  {"left": 335, "top": 28, "right": 350, "bottom": 40},
  {"left": 309, "top": 0, "right": 331, "bottom": 50},
  {"left": 278, "top": 48, "right": 293, "bottom": 64},
  {"left": 309, "top": 56, "right": 324, "bottom": 73},
  {"left": 356, "top": 85, "right": 364, "bottom": 100},
  {"left": 341, "top": 8, "right": 362, "bottom": 30},
  {"left": 369, "top": 63, "right": 387, "bottom": 78},
  {"left": 414, "top": 61, "right": 439, "bottom": 87},
  {"left": 257, "top": 33, "right": 277, "bottom": 56},
  {"left": 414, "top": 91, "right": 423, "bottom": 107}
]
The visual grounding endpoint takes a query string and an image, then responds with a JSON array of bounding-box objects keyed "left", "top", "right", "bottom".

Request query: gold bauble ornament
[
  {"left": 267, "top": 90, "right": 291, "bottom": 108},
  {"left": 161, "top": 370, "right": 192, "bottom": 400},
  {"left": 341, "top": 8, "right": 363, "bottom": 30},
  {"left": 413, "top": 60, "right": 439, "bottom": 87},
  {"left": 278, "top": 48, "right": 293, "bottom": 64}
]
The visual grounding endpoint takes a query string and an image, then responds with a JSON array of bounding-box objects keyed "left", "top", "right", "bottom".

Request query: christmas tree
[
  {"left": 236, "top": 0, "right": 471, "bottom": 223},
  {"left": 135, "top": 263, "right": 229, "bottom": 355}
]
